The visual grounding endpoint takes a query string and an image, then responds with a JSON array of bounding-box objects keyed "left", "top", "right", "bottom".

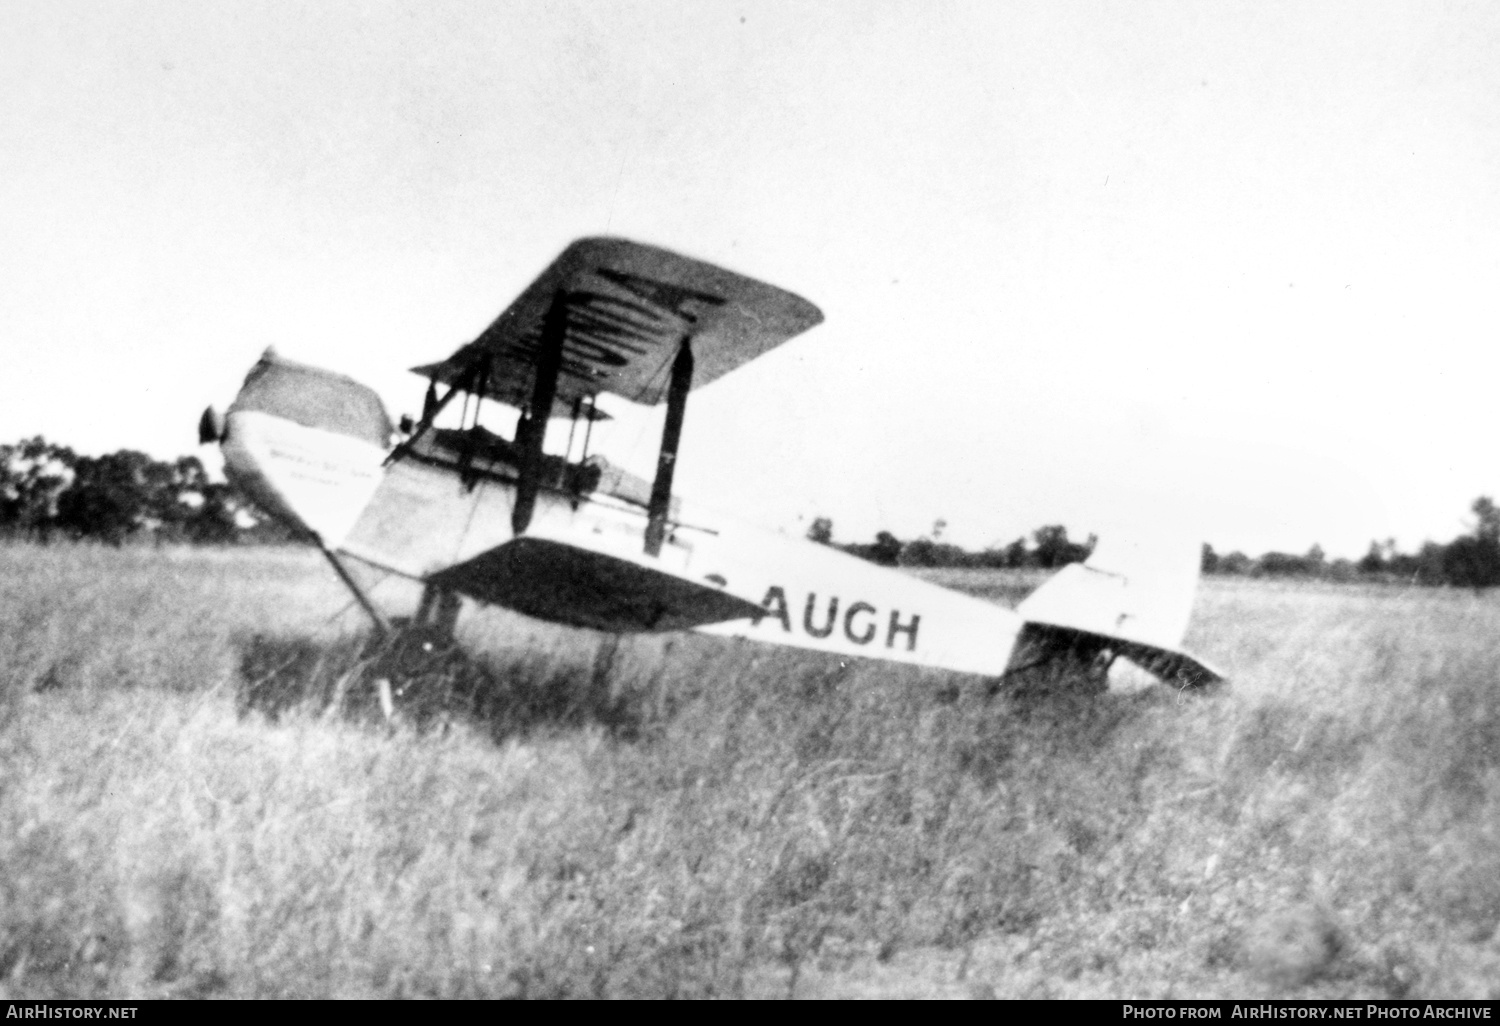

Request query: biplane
[{"left": 201, "top": 237, "right": 1222, "bottom": 694}]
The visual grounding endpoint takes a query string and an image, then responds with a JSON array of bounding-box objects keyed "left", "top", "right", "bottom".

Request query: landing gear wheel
[
  {"left": 1084, "top": 649, "right": 1117, "bottom": 695},
  {"left": 368, "top": 584, "right": 466, "bottom": 721}
]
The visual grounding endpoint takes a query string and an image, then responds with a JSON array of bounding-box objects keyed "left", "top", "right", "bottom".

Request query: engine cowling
[{"left": 218, "top": 348, "right": 393, "bottom": 547}]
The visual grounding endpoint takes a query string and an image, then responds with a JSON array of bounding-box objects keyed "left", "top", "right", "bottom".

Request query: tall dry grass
[{"left": 1, "top": 545, "right": 1497, "bottom": 998}]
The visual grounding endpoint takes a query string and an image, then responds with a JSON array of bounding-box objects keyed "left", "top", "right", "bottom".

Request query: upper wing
[{"left": 412, "top": 237, "right": 824, "bottom": 412}]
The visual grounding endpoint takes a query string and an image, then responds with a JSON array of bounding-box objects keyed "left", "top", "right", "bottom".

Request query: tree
[
  {"left": 1443, "top": 535, "right": 1500, "bottom": 589},
  {"left": 1443, "top": 496, "right": 1500, "bottom": 589},
  {"left": 180, "top": 476, "right": 243, "bottom": 544},
  {"left": 1003, "top": 537, "right": 1029, "bottom": 568},
  {"left": 1031, "top": 525, "right": 1091, "bottom": 569},
  {"left": 806, "top": 516, "right": 833, "bottom": 545},
  {"left": 1474, "top": 496, "right": 1500, "bottom": 542},
  {"left": 839, "top": 530, "right": 903, "bottom": 566},
  {"left": 55, "top": 450, "right": 159, "bottom": 544},
  {"left": 1258, "top": 552, "right": 1309, "bottom": 577},
  {"left": 1201, "top": 543, "right": 1219, "bottom": 574},
  {"left": 898, "top": 536, "right": 937, "bottom": 567},
  {"left": 974, "top": 546, "right": 1011, "bottom": 569},
  {"left": 1416, "top": 541, "right": 1447, "bottom": 585},
  {"left": 1218, "top": 551, "right": 1252, "bottom": 576},
  {"left": 871, "top": 530, "right": 902, "bottom": 566},
  {"left": 0, "top": 437, "right": 76, "bottom": 541}
]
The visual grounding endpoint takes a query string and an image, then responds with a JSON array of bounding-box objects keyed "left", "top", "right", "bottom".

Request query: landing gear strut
[{"left": 414, "top": 582, "right": 463, "bottom": 639}]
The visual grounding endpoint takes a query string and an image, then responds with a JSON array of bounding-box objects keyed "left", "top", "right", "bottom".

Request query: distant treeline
[
  {"left": 1201, "top": 510, "right": 1500, "bottom": 588},
  {"left": 809, "top": 517, "right": 1096, "bottom": 571},
  {"left": 7, "top": 436, "right": 1500, "bottom": 588},
  {"left": 0, "top": 436, "right": 292, "bottom": 545},
  {"left": 815, "top": 497, "right": 1500, "bottom": 589}
]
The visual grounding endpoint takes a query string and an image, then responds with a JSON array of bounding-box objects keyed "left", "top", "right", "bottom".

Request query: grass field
[{"left": 2, "top": 544, "right": 1498, "bottom": 999}]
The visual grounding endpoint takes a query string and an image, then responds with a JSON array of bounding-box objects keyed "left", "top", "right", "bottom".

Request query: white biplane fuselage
[{"left": 211, "top": 238, "right": 1220, "bottom": 691}]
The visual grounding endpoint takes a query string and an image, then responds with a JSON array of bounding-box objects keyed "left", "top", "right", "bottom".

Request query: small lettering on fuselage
[{"left": 750, "top": 586, "right": 921, "bottom": 651}]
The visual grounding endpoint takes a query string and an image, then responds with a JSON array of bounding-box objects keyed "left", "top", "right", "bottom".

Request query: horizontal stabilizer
[
  {"left": 1014, "top": 534, "right": 1222, "bottom": 687},
  {"left": 1008, "top": 622, "right": 1223, "bottom": 690}
]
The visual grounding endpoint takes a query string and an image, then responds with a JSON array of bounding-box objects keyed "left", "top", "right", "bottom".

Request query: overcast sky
[{"left": 4, "top": 0, "right": 1498, "bottom": 558}]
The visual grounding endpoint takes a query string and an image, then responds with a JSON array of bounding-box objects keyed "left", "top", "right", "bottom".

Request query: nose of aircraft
[{"left": 213, "top": 351, "right": 393, "bottom": 547}]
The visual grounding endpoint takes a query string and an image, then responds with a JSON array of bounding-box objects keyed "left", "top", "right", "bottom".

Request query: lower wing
[{"left": 426, "top": 535, "right": 763, "bottom": 633}]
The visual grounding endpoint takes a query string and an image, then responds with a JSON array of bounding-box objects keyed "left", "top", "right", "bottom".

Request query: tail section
[
  {"left": 1010, "top": 533, "right": 1222, "bottom": 689},
  {"left": 214, "top": 348, "right": 393, "bottom": 548}
]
